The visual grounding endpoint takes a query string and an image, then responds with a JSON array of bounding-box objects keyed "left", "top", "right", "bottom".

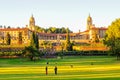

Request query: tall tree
[
  {"left": 22, "top": 46, "right": 39, "bottom": 61},
  {"left": 6, "top": 32, "right": 11, "bottom": 45},
  {"left": 66, "top": 28, "right": 70, "bottom": 44},
  {"left": 23, "top": 32, "right": 40, "bottom": 61},
  {"left": 18, "top": 32, "right": 22, "bottom": 44},
  {"left": 30, "top": 32, "right": 39, "bottom": 49},
  {"left": 35, "top": 33, "right": 39, "bottom": 49},
  {"left": 92, "top": 32, "right": 99, "bottom": 43},
  {"left": 65, "top": 28, "right": 73, "bottom": 51},
  {"left": 30, "top": 32, "right": 36, "bottom": 49},
  {"left": 104, "top": 18, "right": 120, "bottom": 59}
]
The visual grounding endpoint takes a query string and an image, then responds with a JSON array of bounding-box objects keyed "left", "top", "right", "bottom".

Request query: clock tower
[
  {"left": 87, "top": 14, "right": 92, "bottom": 30},
  {"left": 29, "top": 14, "right": 35, "bottom": 30}
]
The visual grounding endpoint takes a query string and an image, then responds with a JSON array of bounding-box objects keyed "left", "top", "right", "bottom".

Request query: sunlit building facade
[{"left": 0, "top": 15, "right": 107, "bottom": 45}]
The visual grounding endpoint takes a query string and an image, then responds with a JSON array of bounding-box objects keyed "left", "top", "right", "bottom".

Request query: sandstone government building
[{"left": 0, "top": 15, "right": 107, "bottom": 46}]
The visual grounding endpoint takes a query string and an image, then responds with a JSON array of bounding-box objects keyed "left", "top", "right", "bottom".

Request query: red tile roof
[{"left": 0, "top": 28, "right": 29, "bottom": 31}]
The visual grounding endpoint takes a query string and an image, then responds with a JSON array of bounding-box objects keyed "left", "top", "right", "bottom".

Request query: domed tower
[
  {"left": 87, "top": 14, "right": 92, "bottom": 30},
  {"left": 29, "top": 14, "right": 35, "bottom": 30}
]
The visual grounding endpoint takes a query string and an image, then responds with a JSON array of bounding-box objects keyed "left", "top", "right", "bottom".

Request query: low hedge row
[{"left": 55, "top": 51, "right": 112, "bottom": 56}]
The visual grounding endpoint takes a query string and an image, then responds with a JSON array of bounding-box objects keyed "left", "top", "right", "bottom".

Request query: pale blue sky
[{"left": 0, "top": 0, "right": 120, "bottom": 32}]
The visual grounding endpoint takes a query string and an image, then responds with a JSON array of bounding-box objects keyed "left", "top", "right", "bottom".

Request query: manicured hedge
[
  {"left": 55, "top": 50, "right": 111, "bottom": 56},
  {"left": 0, "top": 51, "right": 22, "bottom": 56}
]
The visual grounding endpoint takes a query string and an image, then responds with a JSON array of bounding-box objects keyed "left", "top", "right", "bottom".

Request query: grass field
[{"left": 0, "top": 56, "right": 120, "bottom": 80}]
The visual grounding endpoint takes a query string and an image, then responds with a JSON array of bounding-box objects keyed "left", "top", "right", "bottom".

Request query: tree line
[
  {"left": 35, "top": 26, "right": 73, "bottom": 33},
  {"left": 0, "top": 25, "right": 73, "bottom": 34}
]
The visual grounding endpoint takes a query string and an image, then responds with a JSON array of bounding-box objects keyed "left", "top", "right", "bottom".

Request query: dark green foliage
[
  {"left": 104, "top": 18, "right": 120, "bottom": 59},
  {"left": 22, "top": 46, "right": 40, "bottom": 61},
  {"left": 35, "top": 34, "right": 39, "bottom": 49},
  {"left": 56, "top": 50, "right": 64, "bottom": 59},
  {"left": 65, "top": 28, "right": 73, "bottom": 51},
  {"left": 6, "top": 32, "right": 11, "bottom": 45},
  {"left": 30, "top": 32, "right": 36, "bottom": 48},
  {"left": 65, "top": 43, "right": 73, "bottom": 51},
  {"left": 46, "top": 27, "right": 73, "bottom": 33},
  {"left": 35, "top": 26, "right": 45, "bottom": 33},
  {"left": 30, "top": 32, "right": 39, "bottom": 49},
  {"left": 35, "top": 26, "right": 73, "bottom": 33},
  {"left": 55, "top": 51, "right": 109, "bottom": 56},
  {"left": 114, "top": 38, "right": 120, "bottom": 59},
  {"left": 22, "top": 32, "right": 40, "bottom": 61},
  {"left": 18, "top": 32, "right": 22, "bottom": 44}
]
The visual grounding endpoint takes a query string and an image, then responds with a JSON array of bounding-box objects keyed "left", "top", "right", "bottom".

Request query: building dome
[
  {"left": 87, "top": 14, "right": 92, "bottom": 21},
  {"left": 29, "top": 14, "right": 35, "bottom": 30},
  {"left": 86, "top": 14, "right": 93, "bottom": 30},
  {"left": 29, "top": 15, "right": 35, "bottom": 22}
]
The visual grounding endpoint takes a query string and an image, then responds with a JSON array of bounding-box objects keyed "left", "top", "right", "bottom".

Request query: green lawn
[{"left": 0, "top": 56, "right": 120, "bottom": 80}]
